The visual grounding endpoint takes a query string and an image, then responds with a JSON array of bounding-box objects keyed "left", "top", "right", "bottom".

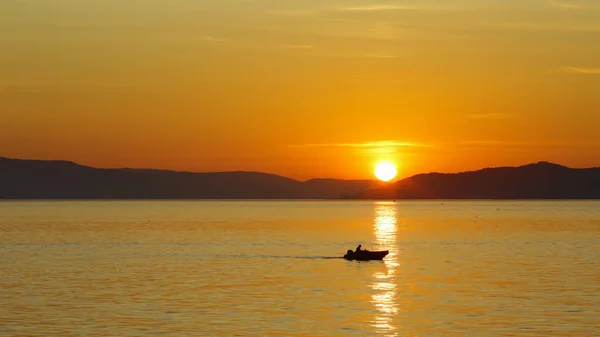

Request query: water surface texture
[{"left": 1, "top": 201, "right": 599, "bottom": 336}]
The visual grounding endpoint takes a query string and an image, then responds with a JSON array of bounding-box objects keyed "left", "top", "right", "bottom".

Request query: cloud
[
  {"left": 303, "top": 141, "right": 427, "bottom": 147},
  {"left": 311, "top": 52, "right": 399, "bottom": 59},
  {"left": 335, "top": 3, "right": 457, "bottom": 12},
  {"left": 467, "top": 113, "right": 515, "bottom": 120},
  {"left": 294, "top": 141, "right": 430, "bottom": 154},
  {"left": 339, "top": 4, "right": 426, "bottom": 12},
  {"left": 455, "top": 140, "right": 600, "bottom": 150},
  {"left": 547, "top": 1, "right": 584, "bottom": 9},
  {"left": 482, "top": 21, "right": 600, "bottom": 32},
  {"left": 267, "top": 3, "right": 452, "bottom": 16},
  {"left": 201, "top": 36, "right": 227, "bottom": 42},
  {"left": 266, "top": 10, "right": 316, "bottom": 17},
  {"left": 284, "top": 44, "right": 314, "bottom": 49},
  {"left": 561, "top": 66, "right": 600, "bottom": 75},
  {"left": 362, "top": 53, "right": 397, "bottom": 59}
]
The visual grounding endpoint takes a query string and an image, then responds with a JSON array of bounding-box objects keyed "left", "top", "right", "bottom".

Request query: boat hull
[{"left": 343, "top": 250, "right": 389, "bottom": 261}]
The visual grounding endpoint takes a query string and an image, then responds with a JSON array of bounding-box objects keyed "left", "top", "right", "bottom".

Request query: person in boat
[{"left": 355, "top": 244, "right": 362, "bottom": 253}]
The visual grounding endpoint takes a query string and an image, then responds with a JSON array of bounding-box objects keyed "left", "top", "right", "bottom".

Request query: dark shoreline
[{"left": 2, "top": 157, "right": 599, "bottom": 200}]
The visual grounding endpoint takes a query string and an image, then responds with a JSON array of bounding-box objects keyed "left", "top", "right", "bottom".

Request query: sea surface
[{"left": 1, "top": 200, "right": 599, "bottom": 336}]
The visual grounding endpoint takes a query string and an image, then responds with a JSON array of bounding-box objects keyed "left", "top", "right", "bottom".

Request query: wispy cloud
[
  {"left": 547, "top": 0, "right": 584, "bottom": 9},
  {"left": 561, "top": 66, "right": 600, "bottom": 75},
  {"left": 313, "top": 52, "right": 399, "bottom": 59},
  {"left": 268, "top": 3, "right": 453, "bottom": 15},
  {"left": 266, "top": 10, "right": 316, "bottom": 17},
  {"left": 301, "top": 141, "right": 427, "bottom": 147},
  {"left": 284, "top": 44, "right": 314, "bottom": 49},
  {"left": 484, "top": 22, "right": 600, "bottom": 32},
  {"left": 294, "top": 141, "right": 430, "bottom": 154},
  {"left": 336, "top": 3, "right": 457, "bottom": 12},
  {"left": 451, "top": 140, "right": 558, "bottom": 153},
  {"left": 201, "top": 36, "right": 227, "bottom": 42},
  {"left": 363, "top": 53, "right": 397, "bottom": 59},
  {"left": 456, "top": 140, "right": 600, "bottom": 150},
  {"left": 339, "top": 4, "right": 425, "bottom": 12},
  {"left": 467, "top": 113, "right": 515, "bottom": 120}
]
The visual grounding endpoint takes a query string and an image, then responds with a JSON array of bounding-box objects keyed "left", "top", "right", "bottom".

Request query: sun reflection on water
[{"left": 371, "top": 201, "right": 399, "bottom": 336}]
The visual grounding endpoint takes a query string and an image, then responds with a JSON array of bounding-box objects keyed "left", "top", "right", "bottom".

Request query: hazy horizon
[
  {"left": 1, "top": 154, "right": 597, "bottom": 182},
  {"left": 2, "top": 0, "right": 599, "bottom": 180}
]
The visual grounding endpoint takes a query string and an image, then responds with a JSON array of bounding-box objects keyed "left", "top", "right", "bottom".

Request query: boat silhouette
[{"left": 343, "top": 249, "right": 389, "bottom": 261}]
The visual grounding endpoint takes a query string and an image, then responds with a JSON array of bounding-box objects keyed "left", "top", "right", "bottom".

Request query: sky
[{"left": 1, "top": 0, "right": 599, "bottom": 180}]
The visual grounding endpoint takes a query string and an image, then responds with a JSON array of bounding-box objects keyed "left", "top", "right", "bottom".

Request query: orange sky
[{"left": 1, "top": 0, "right": 600, "bottom": 180}]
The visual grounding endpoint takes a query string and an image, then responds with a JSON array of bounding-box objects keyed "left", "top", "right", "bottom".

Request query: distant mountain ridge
[
  {"left": 0, "top": 156, "right": 382, "bottom": 199},
  {"left": 353, "top": 161, "right": 600, "bottom": 199},
  {"left": 0, "top": 157, "right": 599, "bottom": 199}
]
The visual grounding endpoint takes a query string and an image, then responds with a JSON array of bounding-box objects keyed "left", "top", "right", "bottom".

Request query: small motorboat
[{"left": 343, "top": 249, "right": 389, "bottom": 261}]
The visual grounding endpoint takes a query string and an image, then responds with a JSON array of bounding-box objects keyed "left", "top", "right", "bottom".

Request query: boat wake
[
  {"left": 215, "top": 254, "right": 342, "bottom": 260},
  {"left": 255, "top": 255, "right": 343, "bottom": 260}
]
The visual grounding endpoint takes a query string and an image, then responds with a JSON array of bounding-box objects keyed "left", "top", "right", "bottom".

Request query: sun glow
[{"left": 374, "top": 161, "right": 397, "bottom": 182}]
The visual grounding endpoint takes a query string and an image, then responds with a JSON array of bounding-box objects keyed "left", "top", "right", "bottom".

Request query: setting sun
[{"left": 374, "top": 162, "right": 397, "bottom": 182}]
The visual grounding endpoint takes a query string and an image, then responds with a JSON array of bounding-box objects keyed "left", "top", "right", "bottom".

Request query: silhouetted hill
[
  {"left": 0, "top": 157, "right": 378, "bottom": 199},
  {"left": 354, "top": 161, "right": 600, "bottom": 199},
  {"left": 1, "top": 157, "right": 598, "bottom": 199}
]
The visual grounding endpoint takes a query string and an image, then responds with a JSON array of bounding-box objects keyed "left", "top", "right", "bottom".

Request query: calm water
[{"left": 1, "top": 200, "right": 599, "bottom": 336}]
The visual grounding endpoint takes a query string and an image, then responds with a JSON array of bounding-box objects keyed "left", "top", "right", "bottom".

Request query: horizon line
[{"left": 1, "top": 155, "right": 598, "bottom": 183}]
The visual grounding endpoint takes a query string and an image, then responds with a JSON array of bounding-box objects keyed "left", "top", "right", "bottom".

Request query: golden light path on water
[{"left": 371, "top": 201, "right": 400, "bottom": 336}]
